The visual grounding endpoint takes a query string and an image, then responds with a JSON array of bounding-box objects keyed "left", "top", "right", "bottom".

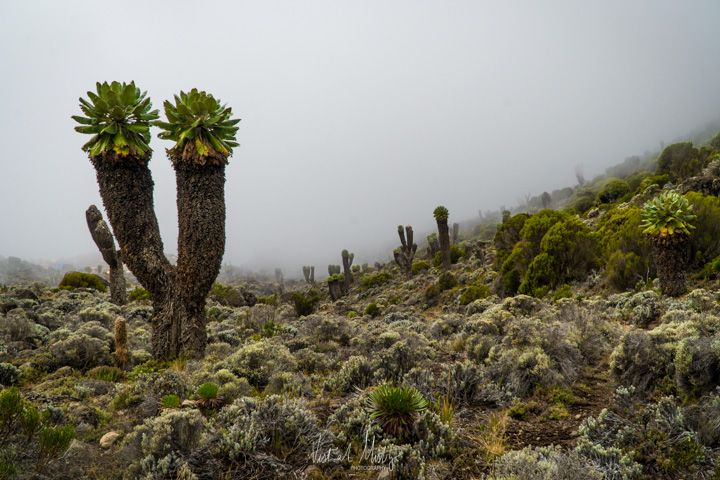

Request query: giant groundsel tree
[
  {"left": 73, "top": 81, "right": 240, "bottom": 359},
  {"left": 640, "top": 191, "right": 695, "bottom": 297}
]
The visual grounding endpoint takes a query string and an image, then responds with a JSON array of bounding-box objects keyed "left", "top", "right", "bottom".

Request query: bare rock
[{"left": 99, "top": 431, "right": 121, "bottom": 448}]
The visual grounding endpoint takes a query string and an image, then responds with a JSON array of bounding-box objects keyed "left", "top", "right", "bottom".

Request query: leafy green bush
[
  {"left": 432, "top": 244, "right": 465, "bottom": 268},
  {"left": 87, "top": 366, "right": 124, "bottom": 382},
  {"left": 656, "top": 142, "right": 703, "bottom": 181},
  {"left": 438, "top": 272, "right": 458, "bottom": 291},
  {"left": 459, "top": 285, "right": 491, "bottom": 305},
  {"left": 161, "top": 394, "right": 181, "bottom": 408},
  {"left": 594, "top": 206, "right": 652, "bottom": 291},
  {"left": 36, "top": 425, "right": 74, "bottom": 472},
  {"left": 0, "top": 387, "right": 24, "bottom": 441},
  {"left": 256, "top": 294, "right": 277, "bottom": 305},
  {"left": 626, "top": 171, "right": 652, "bottom": 193},
  {"left": 596, "top": 178, "right": 630, "bottom": 204},
  {"left": 411, "top": 261, "right": 430, "bottom": 275},
  {"left": 494, "top": 213, "right": 532, "bottom": 269},
  {"left": 511, "top": 214, "right": 598, "bottom": 296},
  {"left": 364, "top": 302, "right": 380, "bottom": 317},
  {"left": 425, "top": 285, "right": 442, "bottom": 304},
  {"left": 501, "top": 210, "right": 570, "bottom": 295},
  {"left": 290, "top": 290, "right": 319, "bottom": 317},
  {"left": 362, "top": 272, "right": 391, "bottom": 289},
  {"left": 128, "top": 286, "right": 149, "bottom": 302},
  {"left": 685, "top": 192, "right": 720, "bottom": 267},
  {"left": 569, "top": 196, "right": 595, "bottom": 215},
  {"left": 553, "top": 285, "right": 573, "bottom": 303},
  {"left": 58, "top": 272, "right": 106, "bottom": 293},
  {"left": 0, "top": 387, "right": 75, "bottom": 476},
  {"left": 366, "top": 384, "right": 429, "bottom": 437}
]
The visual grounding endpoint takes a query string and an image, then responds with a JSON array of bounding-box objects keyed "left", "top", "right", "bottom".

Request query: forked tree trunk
[
  {"left": 650, "top": 232, "right": 690, "bottom": 297},
  {"left": 91, "top": 153, "right": 225, "bottom": 359},
  {"left": 436, "top": 217, "right": 451, "bottom": 270}
]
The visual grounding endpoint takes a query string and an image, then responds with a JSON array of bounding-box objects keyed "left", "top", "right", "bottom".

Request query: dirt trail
[{"left": 505, "top": 368, "right": 614, "bottom": 450}]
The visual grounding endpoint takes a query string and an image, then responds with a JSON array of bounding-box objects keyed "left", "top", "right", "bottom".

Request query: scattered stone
[{"left": 99, "top": 431, "right": 121, "bottom": 448}]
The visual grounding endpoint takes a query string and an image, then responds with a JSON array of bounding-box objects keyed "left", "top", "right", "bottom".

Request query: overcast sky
[{"left": 1, "top": 0, "right": 719, "bottom": 275}]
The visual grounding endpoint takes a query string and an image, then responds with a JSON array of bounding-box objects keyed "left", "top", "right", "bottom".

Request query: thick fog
[{"left": 1, "top": 0, "right": 719, "bottom": 276}]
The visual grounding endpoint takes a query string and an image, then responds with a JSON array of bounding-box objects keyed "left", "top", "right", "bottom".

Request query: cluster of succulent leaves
[
  {"left": 161, "top": 394, "right": 181, "bottom": 409},
  {"left": 640, "top": 191, "right": 696, "bottom": 236},
  {"left": 197, "top": 382, "right": 224, "bottom": 410},
  {"left": 366, "top": 383, "right": 429, "bottom": 437},
  {"left": 73, "top": 81, "right": 159, "bottom": 158},
  {"left": 433, "top": 206, "right": 449, "bottom": 220},
  {"left": 155, "top": 88, "right": 240, "bottom": 162},
  {"left": 74, "top": 82, "right": 240, "bottom": 164}
]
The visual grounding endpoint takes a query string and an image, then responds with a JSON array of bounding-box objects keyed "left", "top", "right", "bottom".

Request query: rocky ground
[{"left": 2, "top": 245, "right": 720, "bottom": 479}]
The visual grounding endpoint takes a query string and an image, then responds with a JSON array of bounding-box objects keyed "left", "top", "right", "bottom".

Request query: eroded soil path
[{"left": 505, "top": 366, "right": 614, "bottom": 450}]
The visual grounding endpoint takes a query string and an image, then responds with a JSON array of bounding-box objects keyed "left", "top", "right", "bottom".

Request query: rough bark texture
[
  {"left": 92, "top": 152, "right": 226, "bottom": 359},
  {"left": 394, "top": 226, "right": 417, "bottom": 275},
  {"left": 91, "top": 155, "right": 180, "bottom": 359},
  {"left": 451, "top": 223, "right": 459, "bottom": 244},
  {"left": 85, "top": 205, "right": 126, "bottom": 305},
  {"left": 174, "top": 161, "right": 226, "bottom": 357},
  {"left": 650, "top": 232, "right": 690, "bottom": 297},
  {"left": 302, "top": 266, "right": 315, "bottom": 285},
  {"left": 342, "top": 251, "right": 354, "bottom": 292},
  {"left": 427, "top": 235, "right": 439, "bottom": 259},
  {"left": 114, "top": 317, "right": 130, "bottom": 370},
  {"left": 328, "top": 278, "right": 343, "bottom": 301},
  {"left": 437, "top": 218, "right": 451, "bottom": 270}
]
